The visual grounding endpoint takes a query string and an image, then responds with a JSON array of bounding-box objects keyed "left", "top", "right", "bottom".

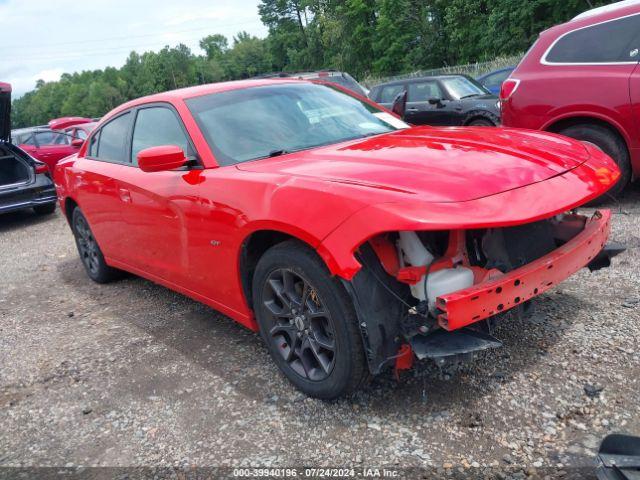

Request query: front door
[{"left": 404, "top": 80, "right": 454, "bottom": 126}]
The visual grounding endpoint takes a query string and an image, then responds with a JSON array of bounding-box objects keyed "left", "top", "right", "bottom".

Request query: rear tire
[
  {"left": 468, "top": 118, "right": 494, "bottom": 127},
  {"left": 465, "top": 110, "right": 499, "bottom": 127},
  {"left": 252, "top": 240, "right": 369, "bottom": 399},
  {"left": 558, "top": 124, "right": 631, "bottom": 199},
  {"left": 33, "top": 203, "right": 56, "bottom": 215},
  {"left": 71, "top": 207, "right": 122, "bottom": 283}
]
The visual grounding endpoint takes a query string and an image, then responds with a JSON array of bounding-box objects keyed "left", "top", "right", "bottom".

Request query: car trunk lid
[{"left": 0, "top": 83, "right": 10, "bottom": 143}]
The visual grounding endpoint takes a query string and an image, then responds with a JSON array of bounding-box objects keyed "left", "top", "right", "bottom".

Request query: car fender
[{"left": 541, "top": 109, "right": 633, "bottom": 148}]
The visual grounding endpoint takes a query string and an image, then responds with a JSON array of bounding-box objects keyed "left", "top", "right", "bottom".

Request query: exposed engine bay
[{"left": 343, "top": 210, "right": 623, "bottom": 374}]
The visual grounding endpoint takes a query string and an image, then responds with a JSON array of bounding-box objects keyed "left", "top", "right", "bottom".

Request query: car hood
[
  {"left": 237, "top": 126, "right": 592, "bottom": 203},
  {"left": 0, "top": 83, "right": 10, "bottom": 143},
  {"left": 461, "top": 93, "right": 497, "bottom": 101}
]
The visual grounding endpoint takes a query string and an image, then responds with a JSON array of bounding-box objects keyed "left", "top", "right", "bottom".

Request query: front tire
[
  {"left": 558, "top": 123, "right": 631, "bottom": 199},
  {"left": 71, "top": 207, "right": 121, "bottom": 283},
  {"left": 252, "top": 240, "right": 369, "bottom": 399}
]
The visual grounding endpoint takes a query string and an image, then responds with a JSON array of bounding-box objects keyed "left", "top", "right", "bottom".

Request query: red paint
[
  {"left": 501, "top": 2, "right": 640, "bottom": 176},
  {"left": 20, "top": 140, "right": 79, "bottom": 173},
  {"left": 54, "top": 79, "right": 619, "bottom": 334},
  {"left": 137, "top": 145, "right": 187, "bottom": 172},
  {"left": 437, "top": 210, "right": 611, "bottom": 330},
  {"left": 48, "top": 117, "right": 93, "bottom": 130},
  {"left": 394, "top": 344, "right": 414, "bottom": 375},
  {"left": 369, "top": 234, "right": 400, "bottom": 277}
]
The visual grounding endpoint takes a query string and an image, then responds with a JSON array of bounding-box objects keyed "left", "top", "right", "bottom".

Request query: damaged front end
[{"left": 342, "top": 210, "right": 622, "bottom": 375}]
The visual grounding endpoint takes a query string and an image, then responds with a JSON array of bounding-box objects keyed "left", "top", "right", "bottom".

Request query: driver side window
[
  {"left": 408, "top": 81, "right": 443, "bottom": 103},
  {"left": 131, "top": 107, "right": 191, "bottom": 165}
]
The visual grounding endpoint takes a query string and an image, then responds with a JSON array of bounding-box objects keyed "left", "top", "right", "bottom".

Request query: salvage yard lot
[{"left": 1, "top": 189, "right": 639, "bottom": 473}]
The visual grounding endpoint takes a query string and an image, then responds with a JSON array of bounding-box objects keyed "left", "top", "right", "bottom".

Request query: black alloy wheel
[
  {"left": 262, "top": 268, "right": 336, "bottom": 381},
  {"left": 71, "top": 207, "right": 121, "bottom": 283},
  {"left": 74, "top": 212, "right": 100, "bottom": 276},
  {"left": 252, "top": 240, "right": 369, "bottom": 399}
]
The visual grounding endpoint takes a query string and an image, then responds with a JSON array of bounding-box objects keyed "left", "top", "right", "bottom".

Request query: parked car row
[{"left": 11, "top": 116, "right": 97, "bottom": 173}]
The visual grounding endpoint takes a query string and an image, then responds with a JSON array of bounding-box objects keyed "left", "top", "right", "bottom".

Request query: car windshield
[
  {"left": 186, "top": 83, "right": 408, "bottom": 166},
  {"left": 441, "top": 77, "right": 489, "bottom": 99}
]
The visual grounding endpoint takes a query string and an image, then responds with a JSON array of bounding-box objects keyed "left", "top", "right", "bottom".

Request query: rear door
[
  {"left": 73, "top": 112, "right": 133, "bottom": 261},
  {"left": 115, "top": 103, "right": 202, "bottom": 286}
]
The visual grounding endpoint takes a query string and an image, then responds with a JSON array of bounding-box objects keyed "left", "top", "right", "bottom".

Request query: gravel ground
[{"left": 1, "top": 187, "right": 639, "bottom": 478}]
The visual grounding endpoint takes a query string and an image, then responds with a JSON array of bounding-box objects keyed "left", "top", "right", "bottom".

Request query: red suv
[{"left": 501, "top": 1, "right": 640, "bottom": 196}]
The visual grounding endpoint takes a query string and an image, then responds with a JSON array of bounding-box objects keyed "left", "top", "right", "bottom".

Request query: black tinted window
[
  {"left": 131, "top": 107, "right": 190, "bottom": 165},
  {"left": 546, "top": 14, "right": 640, "bottom": 63},
  {"left": 96, "top": 113, "right": 131, "bottom": 162},
  {"left": 88, "top": 131, "right": 100, "bottom": 157},
  {"left": 408, "top": 81, "right": 443, "bottom": 102},
  {"left": 379, "top": 84, "right": 405, "bottom": 103}
]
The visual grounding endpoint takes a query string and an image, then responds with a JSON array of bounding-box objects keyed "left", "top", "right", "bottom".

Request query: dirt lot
[{"left": 1, "top": 189, "right": 639, "bottom": 478}]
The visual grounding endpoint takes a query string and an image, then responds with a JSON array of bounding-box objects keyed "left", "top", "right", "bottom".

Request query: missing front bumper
[{"left": 436, "top": 210, "right": 613, "bottom": 331}]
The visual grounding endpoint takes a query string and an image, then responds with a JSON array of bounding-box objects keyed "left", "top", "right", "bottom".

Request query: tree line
[{"left": 12, "top": 0, "right": 613, "bottom": 128}]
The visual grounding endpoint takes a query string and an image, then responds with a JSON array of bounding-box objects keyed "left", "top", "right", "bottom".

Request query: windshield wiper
[
  {"left": 460, "top": 93, "right": 482, "bottom": 99},
  {"left": 268, "top": 149, "right": 289, "bottom": 157}
]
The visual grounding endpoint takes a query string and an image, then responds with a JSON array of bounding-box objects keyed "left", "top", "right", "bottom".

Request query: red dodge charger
[{"left": 54, "top": 79, "right": 622, "bottom": 398}]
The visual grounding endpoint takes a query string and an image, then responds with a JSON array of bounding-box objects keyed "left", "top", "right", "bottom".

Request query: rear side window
[
  {"left": 379, "top": 84, "right": 405, "bottom": 103},
  {"left": 131, "top": 107, "right": 190, "bottom": 165},
  {"left": 545, "top": 14, "right": 640, "bottom": 64},
  {"left": 94, "top": 113, "right": 131, "bottom": 162},
  {"left": 483, "top": 70, "right": 512, "bottom": 89}
]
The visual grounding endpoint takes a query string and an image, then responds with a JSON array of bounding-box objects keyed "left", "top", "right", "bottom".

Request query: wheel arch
[
  {"left": 238, "top": 226, "right": 338, "bottom": 311},
  {"left": 463, "top": 110, "right": 499, "bottom": 126},
  {"left": 544, "top": 115, "right": 630, "bottom": 153},
  {"left": 63, "top": 197, "right": 79, "bottom": 225}
]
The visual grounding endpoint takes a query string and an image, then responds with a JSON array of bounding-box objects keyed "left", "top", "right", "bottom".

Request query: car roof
[
  {"left": 127, "top": 78, "right": 302, "bottom": 105},
  {"left": 373, "top": 74, "right": 469, "bottom": 88},
  {"left": 573, "top": 0, "right": 640, "bottom": 20},
  {"left": 103, "top": 78, "right": 309, "bottom": 119},
  {"left": 102, "top": 78, "right": 336, "bottom": 122}
]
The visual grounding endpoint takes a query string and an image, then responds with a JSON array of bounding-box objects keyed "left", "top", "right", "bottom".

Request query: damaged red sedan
[{"left": 54, "top": 79, "right": 622, "bottom": 399}]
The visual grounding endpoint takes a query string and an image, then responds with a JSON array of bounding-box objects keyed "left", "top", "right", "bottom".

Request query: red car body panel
[
  {"left": 54, "top": 79, "right": 619, "bottom": 334},
  {"left": 437, "top": 210, "right": 611, "bottom": 330},
  {"left": 48, "top": 117, "right": 93, "bottom": 131},
  {"left": 501, "top": 2, "right": 640, "bottom": 177},
  {"left": 20, "top": 138, "right": 79, "bottom": 173}
]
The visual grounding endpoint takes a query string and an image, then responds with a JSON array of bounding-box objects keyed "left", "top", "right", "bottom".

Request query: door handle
[
  {"left": 118, "top": 188, "right": 132, "bottom": 203},
  {"left": 407, "top": 108, "right": 419, "bottom": 112}
]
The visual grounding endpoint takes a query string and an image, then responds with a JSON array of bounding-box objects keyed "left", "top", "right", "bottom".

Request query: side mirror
[
  {"left": 428, "top": 97, "right": 442, "bottom": 106},
  {"left": 71, "top": 138, "right": 84, "bottom": 148},
  {"left": 137, "top": 145, "right": 187, "bottom": 173},
  {"left": 391, "top": 90, "right": 408, "bottom": 119}
]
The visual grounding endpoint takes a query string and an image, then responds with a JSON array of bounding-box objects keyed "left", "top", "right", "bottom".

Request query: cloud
[{"left": 0, "top": 0, "right": 267, "bottom": 97}]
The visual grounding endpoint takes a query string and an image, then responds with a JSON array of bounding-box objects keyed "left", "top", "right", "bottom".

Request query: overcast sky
[{"left": 0, "top": 0, "right": 268, "bottom": 97}]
